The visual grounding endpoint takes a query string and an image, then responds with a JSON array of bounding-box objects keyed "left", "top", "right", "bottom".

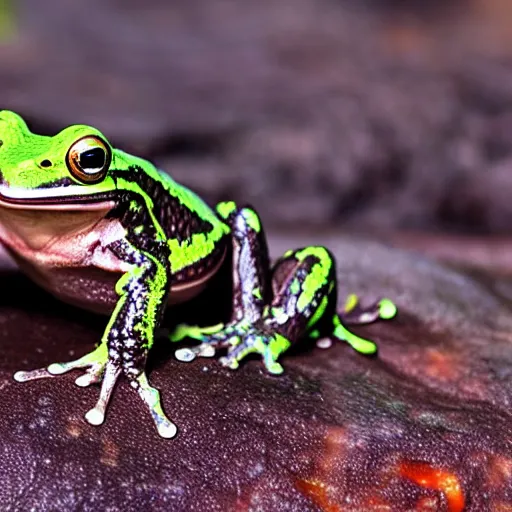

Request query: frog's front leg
[
  {"left": 14, "top": 239, "right": 177, "bottom": 438},
  {"left": 172, "top": 202, "right": 271, "bottom": 364}
]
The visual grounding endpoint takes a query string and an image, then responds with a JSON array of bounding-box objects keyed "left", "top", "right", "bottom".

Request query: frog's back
[{"left": 118, "top": 166, "right": 231, "bottom": 288}]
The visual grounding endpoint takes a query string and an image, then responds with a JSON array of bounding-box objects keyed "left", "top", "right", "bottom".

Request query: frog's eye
[{"left": 66, "top": 136, "right": 111, "bottom": 184}]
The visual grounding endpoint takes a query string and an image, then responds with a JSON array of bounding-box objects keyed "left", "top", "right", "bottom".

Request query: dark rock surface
[
  {"left": 3, "top": 0, "right": 512, "bottom": 233},
  {"left": 1, "top": 236, "right": 512, "bottom": 510}
]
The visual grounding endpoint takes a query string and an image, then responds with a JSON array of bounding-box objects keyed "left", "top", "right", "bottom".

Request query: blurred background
[{"left": 2, "top": 0, "right": 512, "bottom": 241}]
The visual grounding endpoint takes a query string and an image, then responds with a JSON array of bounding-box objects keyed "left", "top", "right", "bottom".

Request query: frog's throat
[{"left": 0, "top": 199, "right": 116, "bottom": 253}]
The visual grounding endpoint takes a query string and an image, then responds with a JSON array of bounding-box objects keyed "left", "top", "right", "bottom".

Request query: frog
[{"left": 0, "top": 110, "right": 397, "bottom": 438}]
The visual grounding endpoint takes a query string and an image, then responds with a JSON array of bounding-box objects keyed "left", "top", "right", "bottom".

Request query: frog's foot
[
  {"left": 14, "top": 344, "right": 177, "bottom": 438},
  {"left": 172, "top": 321, "right": 290, "bottom": 375},
  {"left": 13, "top": 343, "right": 109, "bottom": 387},
  {"left": 87, "top": 366, "right": 177, "bottom": 438},
  {"left": 339, "top": 294, "right": 397, "bottom": 325},
  {"left": 218, "top": 328, "right": 291, "bottom": 375},
  {"left": 318, "top": 295, "right": 397, "bottom": 354},
  {"left": 13, "top": 344, "right": 121, "bottom": 427},
  {"left": 82, "top": 360, "right": 121, "bottom": 427},
  {"left": 14, "top": 344, "right": 119, "bottom": 427}
]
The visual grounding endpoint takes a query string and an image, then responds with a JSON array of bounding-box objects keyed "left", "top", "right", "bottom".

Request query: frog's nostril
[
  {"left": 0, "top": 140, "right": 3, "bottom": 148},
  {"left": 40, "top": 159, "right": 52, "bottom": 168}
]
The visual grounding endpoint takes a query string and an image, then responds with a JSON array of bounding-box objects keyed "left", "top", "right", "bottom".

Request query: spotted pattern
[
  {"left": 106, "top": 238, "right": 170, "bottom": 379},
  {"left": 265, "top": 248, "right": 335, "bottom": 342}
]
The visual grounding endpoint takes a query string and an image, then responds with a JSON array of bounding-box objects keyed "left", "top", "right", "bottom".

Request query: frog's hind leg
[
  {"left": 171, "top": 202, "right": 375, "bottom": 373},
  {"left": 170, "top": 203, "right": 396, "bottom": 374},
  {"left": 268, "top": 247, "right": 397, "bottom": 356},
  {"left": 208, "top": 244, "right": 341, "bottom": 373}
]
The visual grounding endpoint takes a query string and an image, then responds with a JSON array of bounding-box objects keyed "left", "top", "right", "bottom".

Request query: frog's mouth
[{"left": 0, "top": 186, "right": 117, "bottom": 211}]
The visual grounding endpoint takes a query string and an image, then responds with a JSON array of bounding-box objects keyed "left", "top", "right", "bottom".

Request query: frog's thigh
[
  {"left": 268, "top": 246, "right": 335, "bottom": 337},
  {"left": 271, "top": 247, "right": 382, "bottom": 356}
]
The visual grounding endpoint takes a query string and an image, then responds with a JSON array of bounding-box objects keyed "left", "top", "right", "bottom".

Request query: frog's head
[{"left": 0, "top": 110, "right": 128, "bottom": 208}]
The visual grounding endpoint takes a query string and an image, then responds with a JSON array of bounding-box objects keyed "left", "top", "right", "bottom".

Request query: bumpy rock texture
[
  {"left": 1, "top": 236, "right": 512, "bottom": 511},
  {"left": 3, "top": 0, "right": 512, "bottom": 232}
]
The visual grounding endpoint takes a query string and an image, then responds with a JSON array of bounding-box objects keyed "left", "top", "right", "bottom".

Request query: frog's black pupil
[{"left": 79, "top": 148, "right": 105, "bottom": 170}]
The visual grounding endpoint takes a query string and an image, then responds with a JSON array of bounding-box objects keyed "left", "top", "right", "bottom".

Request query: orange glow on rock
[
  {"left": 296, "top": 479, "right": 341, "bottom": 512},
  {"left": 319, "top": 427, "right": 348, "bottom": 474},
  {"left": 424, "top": 348, "right": 460, "bottom": 381},
  {"left": 399, "top": 461, "right": 465, "bottom": 512},
  {"left": 361, "top": 495, "right": 393, "bottom": 511}
]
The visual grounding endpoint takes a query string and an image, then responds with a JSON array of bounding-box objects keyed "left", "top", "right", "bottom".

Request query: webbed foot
[{"left": 171, "top": 321, "right": 290, "bottom": 374}]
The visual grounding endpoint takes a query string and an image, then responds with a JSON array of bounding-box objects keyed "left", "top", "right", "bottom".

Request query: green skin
[{"left": 0, "top": 110, "right": 397, "bottom": 438}]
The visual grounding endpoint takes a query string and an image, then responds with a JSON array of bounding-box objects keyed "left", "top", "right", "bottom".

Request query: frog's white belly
[{"left": 0, "top": 202, "right": 221, "bottom": 314}]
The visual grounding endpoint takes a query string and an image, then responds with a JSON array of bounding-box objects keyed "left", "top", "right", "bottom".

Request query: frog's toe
[
  {"left": 332, "top": 316, "right": 378, "bottom": 355},
  {"left": 131, "top": 373, "right": 177, "bottom": 439},
  {"left": 169, "top": 322, "right": 225, "bottom": 343},
  {"left": 218, "top": 334, "right": 257, "bottom": 370},
  {"left": 13, "top": 360, "right": 105, "bottom": 383},
  {"left": 218, "top": 355, "right": 241, "bottom": 371},
  {"left": 83, "top": 360, "right": 121, "bottom": 427},
  {"left": 13, "top": 367, "right": 54, "bottom": 382},
  {"left": 173, "top": 326, "right": 238, "bottom": 363},
  {"left": 219, "top": 331, "right": 286, "bottom": 375},
  {"left": 14, "top": 344, "right": 109, "bottom": 385},
  {"left": 74, "top": 364, "right": 105, "bottom": 387},
  {"left": 340, "top": 295, "right": 397, "bottom": 325},
  {"left": 219, "top": 348, "right": 284, "bottom": 375},
  {"left": 261, "top": 351, "right": 285, "bottom": 375},
  {"left": 378, "top": 298, "right": 397, "bottom": 320},
  {"left": 175, "top": 343, "right": 217, "bottom": 363}
]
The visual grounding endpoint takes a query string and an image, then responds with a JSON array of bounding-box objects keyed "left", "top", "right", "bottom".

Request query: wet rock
[{"left": 1, "top": 235, "right": 512, "bottom": 510}]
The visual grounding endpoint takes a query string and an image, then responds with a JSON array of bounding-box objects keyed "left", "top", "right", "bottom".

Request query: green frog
[{"left": 0, "top": 111, "right": 396, "bottom": 438}]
